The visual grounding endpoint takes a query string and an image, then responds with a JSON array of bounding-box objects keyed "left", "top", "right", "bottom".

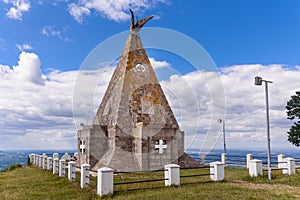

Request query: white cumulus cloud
[
  {"left": 0, "top": 52, "right": 78, "bottom": 150},
  {"left": 13, "top": 51, "right": 44, "bottom": 85},
  {"left": 16, "top": 43, "right": 32, "bottom": 51},
  {"left": 4, "top": 0, "right": 30, "bottom": 20},
  {"left": 1, "top": 52, "right": 300, "bottom": 151},
  {"left": 154, "top": 64, "right": 300, "bottom": 151},
  {"left": 68, "top": 3, "right": 91, "bottom": 24},
  {"left": 149, "top": 57, "right": 170, "bottom": 69},
  {"left": 68, "top": 0, "right": 169, "bottom": 23},
  {"left": 41, "top": 26, "right": 70, "bottom": 42}
]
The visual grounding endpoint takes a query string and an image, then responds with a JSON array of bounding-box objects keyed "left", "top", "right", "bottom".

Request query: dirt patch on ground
[
  {"left": 233, "top": 180, "right": 297, "bottom": 190},
  {"left": 231, "top": 180, "right": 300, "bottom": 198}
]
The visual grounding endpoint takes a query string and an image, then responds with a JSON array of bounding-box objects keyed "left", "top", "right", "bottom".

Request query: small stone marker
[
  {"left": 39, "top": 155, "right": 43, "bottom": 167},
  {"left": 43, "top": 156, "right": 48, "bottom": 169},
  {"left": 278, "top": 154, "right": 288, "bottom": 174},
  {"left": 53, "top": 153, "right": 59, "bottom": 159},
  {"left": 81, "top": 164, "right": 90, "bottom": 188},
  {"left": 53, "top": 158, "right": 59, "bottom": 175},
  {"left": 285, "top": 157, "right": 295, "bottom": 175},
  {"left": 246, "top": 154, "right": 253, "bottom": 169},
  {"left": 278, "top": 154, "right": 285, "bottom": 169},
  {"left": 73, "top": 152, "right": 78, "bottom": 158},
  {"left": 164, "top": 164, "right": 180, "bottom": 186},
  {"left": 47, "top": 157, "right": 53, "bottom": 171},
  {"left": 68, "top": 161, "right": 76, "bottom": 181},
  {"left": 61, "top": 153, "right": 71, "bottom": 161},
  {"left": 34, "top": 154, "right": 38, "bottom": 165},
  {"left": 97, "top": 167, "right": 114, "bottom": 196},
  {"left": 59, "top": 159, "right": 66, "bottom": 177},
  {"left": 221, "top": 153, "right": 226, "bottom": 165},
  {"left": 249, "top": 159, "right": 263, "bottom": 177},
  {"left": 29, "top": 153, "right": 34, "bottom": 163},
  {"left": 210, "top": 161, "right": 225, "bottom": 181}
]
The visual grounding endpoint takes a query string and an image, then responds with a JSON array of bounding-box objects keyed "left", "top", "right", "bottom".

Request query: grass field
[{"left": 1, "top": 165, "right": 300, "bottom": 199}]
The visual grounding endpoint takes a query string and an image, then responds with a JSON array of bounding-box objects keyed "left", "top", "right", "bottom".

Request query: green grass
[
  {"left": 0, "top": 163, "right": 23, "bottom": 172},
  {"left": 0, "top": 165, "right": 99, "bottom": 200},
  {"left": 1, "top": 165, "right": 300, "bottom": 199}
]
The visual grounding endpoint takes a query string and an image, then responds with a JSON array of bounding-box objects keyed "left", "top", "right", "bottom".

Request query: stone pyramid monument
[{"left": 77, "top": 10, "right": 200, "bottom": 171}]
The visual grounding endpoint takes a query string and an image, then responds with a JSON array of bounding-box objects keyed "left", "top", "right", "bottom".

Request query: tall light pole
[
  {"left": 218, "top": 119, "right": 226, "bottom": 154},
  {"left": 254, "top": 76, "right": 273, "bottom": 180}
]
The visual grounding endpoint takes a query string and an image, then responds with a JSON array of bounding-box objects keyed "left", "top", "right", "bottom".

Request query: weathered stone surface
[
  {"left": 77, "top": 12, "right": 199, "bottom": 172},
  {"left": 92, "top": 31, "right": 179, "bottom": 133},
  {"left": 77, "top": 125, "right": 107, "bottom": 167}
]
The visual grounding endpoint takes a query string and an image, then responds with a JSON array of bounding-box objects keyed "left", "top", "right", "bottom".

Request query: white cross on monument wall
[
  {"left": 80, "top": 140, "right": 86, "bottom": 153},
  {"left": 155, "top": 139, "right": 167, "bottom": 154}
]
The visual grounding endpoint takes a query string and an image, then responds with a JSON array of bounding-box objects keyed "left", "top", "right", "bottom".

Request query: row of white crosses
[
  {"left": 79, "top": 138, "right": 167, "bottom": 155},
  {"left": 79, "top": 138, "right": 168, "bottom": 154},
  {"left": 29, "top": 152, "right": 76, "bottom": 176}
]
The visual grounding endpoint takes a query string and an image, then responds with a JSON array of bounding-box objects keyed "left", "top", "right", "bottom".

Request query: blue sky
[
  {"left": 1, "top": 0, "right": 300, "bottom": 152},
  {"left": 1, "top": 0, "right": 300, "bottom": 70}
]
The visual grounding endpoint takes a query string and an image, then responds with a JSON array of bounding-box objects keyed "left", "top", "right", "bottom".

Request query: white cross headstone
[
  {"left": 80, "top": 140, "right": 86, "bottom": 153},
  {"left": 53, "top": 153, "right": 59, "bottom": 160},
  {"left": 155, "top": 139, "right": 167, "bottom": 154},
  {"left": 73, "top": 152, "right": 78, "bottom": 158}
]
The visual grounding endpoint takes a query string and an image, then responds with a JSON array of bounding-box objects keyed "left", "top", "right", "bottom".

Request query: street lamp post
[
  {"left": 254, "top": 76, "right": 273, "bottom": 180},
  {"left": 218, "top": 119, "right": 227, "bottom": 154}
]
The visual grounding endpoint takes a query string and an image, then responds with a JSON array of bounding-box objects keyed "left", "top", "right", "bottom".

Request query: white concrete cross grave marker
[
  {"left": 80, "top": 140, "right": 86, "bottom": 153},
  {"left": 155, "top": 139, "right": 167, "bottom": 154}
]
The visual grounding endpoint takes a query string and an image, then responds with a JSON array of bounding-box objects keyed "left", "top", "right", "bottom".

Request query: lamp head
[{"left": 254, "top": 76, "right": 263, "bottom": 85}]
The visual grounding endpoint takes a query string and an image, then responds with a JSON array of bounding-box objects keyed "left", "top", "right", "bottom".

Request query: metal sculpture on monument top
[
  {"left": 129, "top": 9, "right": 154, "bottom": 31},
  {"left": 77, "top": 9, "right": 200, "bottom": 172}
]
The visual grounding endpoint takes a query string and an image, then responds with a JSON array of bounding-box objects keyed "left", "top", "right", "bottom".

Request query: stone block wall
[{"left": 77, "top": 125, "right": 108, "bottom": 166}]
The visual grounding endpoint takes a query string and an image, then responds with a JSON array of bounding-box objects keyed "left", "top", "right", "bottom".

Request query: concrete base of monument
[
  {"left": 89, "top": 150, "right": 202, "bottom": 172},
  {"left": 91, "top": 146, "right": 141, "bottom": 172}
]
